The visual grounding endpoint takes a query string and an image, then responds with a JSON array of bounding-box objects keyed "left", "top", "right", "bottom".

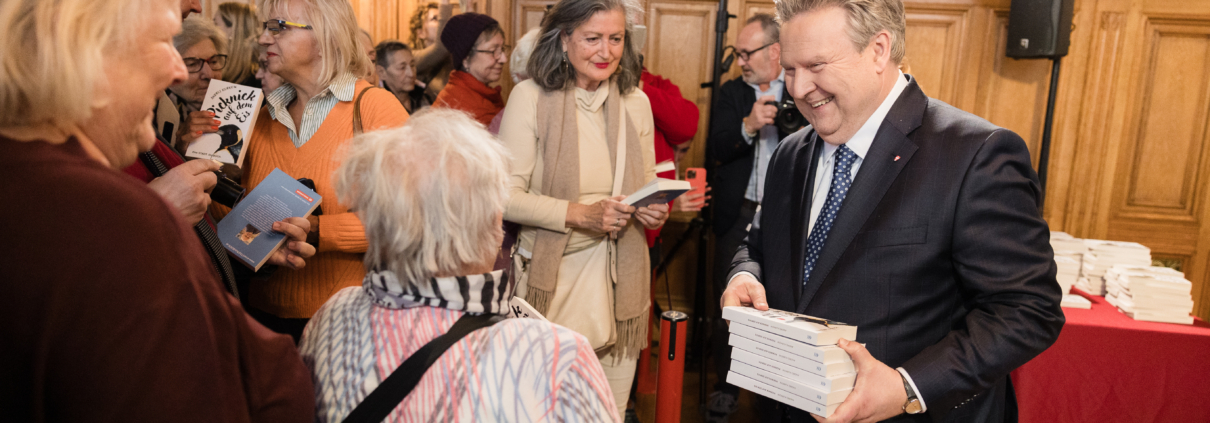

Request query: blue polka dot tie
[{"left": 802, "top": 144, "right": 857, "bottom": 290}]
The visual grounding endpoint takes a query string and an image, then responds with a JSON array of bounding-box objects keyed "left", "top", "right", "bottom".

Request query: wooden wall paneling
[
  {"left": 1054, "top": 9, "right": 1125, "bottom": 236},
  {"left": 902, "top": 4, "right": 970, "bottom": 106},
  {"left": 645, "top": 0, "right": 719, "bottom": 174},
  {"left": 502, "top": 0, "right": 557, "bottom": 97},
  {"left": 645, "top": 0, "right": 720, "bottom": 311},
  {"left": 1106, "top": 11, "right": 1210, "bottom": 320},
  {"left": 971, "top": 8, "right": 1053, "bottom": 165},
  {"left": 1114, "top": 17, "right": 1210, "bottom": 220}
]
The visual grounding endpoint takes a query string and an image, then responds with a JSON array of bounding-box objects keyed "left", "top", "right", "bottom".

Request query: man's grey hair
[
  {"left": 176, "top": 16, "right": 228, "bottom": 56},
  {"left": 334, "top": 109, "right": 510, "bottom": 284},
  {"left": 747, "top": 13, "right": 779, "bottom": 44},
  {"left": 774, "top": 0, "right": 905, "bottom": 64}
]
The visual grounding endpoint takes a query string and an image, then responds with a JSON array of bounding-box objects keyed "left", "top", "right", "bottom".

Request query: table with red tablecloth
[{"left": 1011, "top": 289, "right": 1210, "bottom": 422}]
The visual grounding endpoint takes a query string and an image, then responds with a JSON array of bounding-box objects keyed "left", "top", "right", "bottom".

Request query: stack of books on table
[
  {"left": 1104, "top": 265, "right": 1194, "bottom": 324},
  {"left": 1050, "top": 232, "right": 1087, "bottom": 295},
  {"left": 1076, "top": 240, "right": 1151, "bottom": 295},
  {"left": 722, "top": 306, "right": 857, "bottom": 418}
]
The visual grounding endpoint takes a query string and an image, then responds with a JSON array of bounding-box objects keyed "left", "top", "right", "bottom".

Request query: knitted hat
[{"left": 441, "top": 13, "right": 499, "bottom": 68}]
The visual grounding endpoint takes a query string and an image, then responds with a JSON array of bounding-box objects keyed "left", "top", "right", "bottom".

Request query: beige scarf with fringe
[{"left": 526, "top": 79, "right": 650, "bottom": 360}]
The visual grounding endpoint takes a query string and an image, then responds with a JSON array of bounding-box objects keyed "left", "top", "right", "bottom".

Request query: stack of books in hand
[
  {"left": 722, "top": 306, "right": 858, "bottom": 418},
  {"left": 1104, "top": 265, "right": 1194, "bottom": 324},
  {"left": 1076, "top": 240, "right": 1151, "bottom": 295},
  {"left": 1050, "top": 232, "right": 1087, "bottom": 295}
]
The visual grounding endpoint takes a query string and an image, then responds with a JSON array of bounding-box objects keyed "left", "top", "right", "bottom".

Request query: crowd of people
[{"left": 2, "top": 0, "right": 1064, "bottom": 421}]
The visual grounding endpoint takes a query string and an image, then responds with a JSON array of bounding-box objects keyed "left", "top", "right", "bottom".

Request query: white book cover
[
  {"left": 508, "top": 296, "right": 548, "bottom": 321},
  {"left": 730, "top": 359, "right": 852, "bottom": 404},
  {"left": 185, "top": 79, "right": 263, "bottom": 167},
  {"left": 727, "top": 372, "right": 841, "bottom": 418},
  {"left": 729, "top": 322, "right": 852, "bottom": 364},
  {"left": 1060, "top": 294, "right": 1091, "bottom": 309},
  {"left": 731, "top": 346, "right": 856, "bottom": 391},
  {"left": 723, "top": 306, "right": 857, "bottom": 346},
  {"left": 1122, "top": 309, "right": 1195, "bottom": 325},
  {"left": 729, "top": 333, "right": 856, "bottom": 377},
  {"left": 622, "top": 178, "right": 691, "bottom": 208}
]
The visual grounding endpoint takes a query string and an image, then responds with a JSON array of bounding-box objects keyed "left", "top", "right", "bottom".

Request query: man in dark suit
[
  {"left": 721, "top": 1, "right": 1065, "bottom": 422},
  {"left": 705, "top": 14, "right": 797, "bottom": 421}
]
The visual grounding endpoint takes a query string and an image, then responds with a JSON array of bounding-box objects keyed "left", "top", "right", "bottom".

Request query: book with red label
[
  {"left": 723, "top": 306, "right": 857, "bottom": 346},
  {"left": 217, "top": 168, "right": 321, "bottom": 270}
]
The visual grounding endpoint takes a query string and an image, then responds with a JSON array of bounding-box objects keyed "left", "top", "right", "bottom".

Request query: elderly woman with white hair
[
  {"left": 497, "top": 0, "right": 667, "bottom": 414},
  {"left": 217, "top": 0, "right": 410, "bottom": 341},
  {"left": 300, "top": 109, "right": 620, "bottom": 422},
  {"left": 0, "top": 0, "right": 313, "bottom": 419}
]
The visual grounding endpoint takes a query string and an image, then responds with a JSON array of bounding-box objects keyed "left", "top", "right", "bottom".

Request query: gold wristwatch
[{"left": 901, "top": 373, "right": 924, "bottom": 414}]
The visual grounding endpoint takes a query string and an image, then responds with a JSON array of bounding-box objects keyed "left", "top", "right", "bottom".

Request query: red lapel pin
[{"left": 894, "top": 155, "right": 901, "bottom": 161}]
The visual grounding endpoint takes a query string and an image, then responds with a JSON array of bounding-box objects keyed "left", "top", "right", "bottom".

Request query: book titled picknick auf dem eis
[
  {"left": 217, "top": 168, "right": 321, "bottom": 271},
  {"left": 185, "top": 79, "right": 263, "bottom": 168}
]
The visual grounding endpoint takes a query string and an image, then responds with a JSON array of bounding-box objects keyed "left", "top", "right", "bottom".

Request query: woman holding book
[
  {"left": 213, "top": 0, "right": 409, "bottom": 341},
  {"left": 496, "top": 0, "right": 667, "bottom": 414},
  {"left": 168, "top": 18, "right": 231, "bottom": 154}
]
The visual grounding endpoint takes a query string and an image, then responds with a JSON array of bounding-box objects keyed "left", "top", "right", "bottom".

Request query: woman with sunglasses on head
[
  {"left": 431, "top": 13, "right": 506, "bottom": 127},
  {"left": 210, "top": 0, "right": 409, "bottom": 342}
]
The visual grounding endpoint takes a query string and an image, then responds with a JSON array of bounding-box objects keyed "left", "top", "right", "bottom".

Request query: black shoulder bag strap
[{"left": 341, "top": 313, "right": 505, "bottom": 423}]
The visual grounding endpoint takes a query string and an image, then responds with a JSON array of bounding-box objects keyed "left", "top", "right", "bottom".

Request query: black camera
[
  {"left": 765, "top": 91, "right": 809, "bottom": 136},
  {"left": 210, "top": 171, "right": 245, "bottom": 209}
]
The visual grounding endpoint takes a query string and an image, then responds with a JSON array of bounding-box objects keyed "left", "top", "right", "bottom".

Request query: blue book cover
[{"left": 217, "top": 168, "right": 322, "bottom": 270}]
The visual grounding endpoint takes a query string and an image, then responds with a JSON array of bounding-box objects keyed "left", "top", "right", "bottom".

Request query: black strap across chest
[{"left": 341, "top": 313, "right": 505, "bottom": 423}]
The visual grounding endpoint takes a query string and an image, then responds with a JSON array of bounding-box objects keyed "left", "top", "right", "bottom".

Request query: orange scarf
[{"left": 432, "top": 70, "right": 504, "bottom": 126}]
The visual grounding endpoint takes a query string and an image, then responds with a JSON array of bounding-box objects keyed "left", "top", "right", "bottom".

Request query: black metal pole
[
  {"left": 1037, "top": 57, "right": 1061, "bottom": 209},
  {"left": 690, "top": 0, "right": 733, "bottom": 408}
]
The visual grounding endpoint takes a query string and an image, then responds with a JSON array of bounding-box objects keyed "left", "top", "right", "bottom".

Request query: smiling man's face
[{"left": 780, "top": 6, "right": 894, "bottom": 145}]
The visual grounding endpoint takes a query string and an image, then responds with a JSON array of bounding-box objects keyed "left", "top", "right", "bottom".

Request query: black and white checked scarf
[
  {"left": 138, "top": 150, "right": 240, "bottom": 297},
  {"left": 363, "top": 269, "right": 510, "bottom": 315}
]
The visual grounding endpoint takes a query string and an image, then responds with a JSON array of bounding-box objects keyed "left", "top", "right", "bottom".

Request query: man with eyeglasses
[{"left": 704, "top": 12, "right": 792, "bottom": 423}]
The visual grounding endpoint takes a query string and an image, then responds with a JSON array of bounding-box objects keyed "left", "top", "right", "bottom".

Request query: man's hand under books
[
  {"left": 264, "top": 217, "right": 316, "bottom": 269},
  {"left": 721, "top": 273, "right": 768, "bottom": 312},
  {"left": 147, "top": 159, "right": 220, "bottom": 224},
  {"left": 814, "top": 339, "right": 907, "bottom": 423},
  {"left": 566, "top": 195, "right": 633, "bottom": 234},
  {"left": 634, "top": 202, "right": 670, "bottom": 230}
]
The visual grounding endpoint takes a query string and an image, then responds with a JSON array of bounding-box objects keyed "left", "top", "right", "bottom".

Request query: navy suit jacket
[{"left": 728, "top": 76, "right": 1064, "bottom": 422}]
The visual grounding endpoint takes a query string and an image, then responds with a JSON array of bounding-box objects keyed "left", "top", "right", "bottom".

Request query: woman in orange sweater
[
  {"left": 217, "top": 0, "right": 408, "bottom": 340},
  {"left": 432, "top": 13, "right": 506, "bottom": 126}
]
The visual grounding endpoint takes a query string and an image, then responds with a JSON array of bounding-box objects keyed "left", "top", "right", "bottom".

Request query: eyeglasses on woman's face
[
  {"left": 473, "top": 45, "right": 512, "bottom": 59},
  {"left": 262, "top": 19, "right": 313, "bottom": 36},
  {"left": 182, "top": 54, "right": 228, "bottom": 73}
]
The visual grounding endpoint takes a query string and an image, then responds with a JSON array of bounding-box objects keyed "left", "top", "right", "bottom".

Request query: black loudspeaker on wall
[{"left": 1006, "top": 0, "right": 1074, "bottom": 58}]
